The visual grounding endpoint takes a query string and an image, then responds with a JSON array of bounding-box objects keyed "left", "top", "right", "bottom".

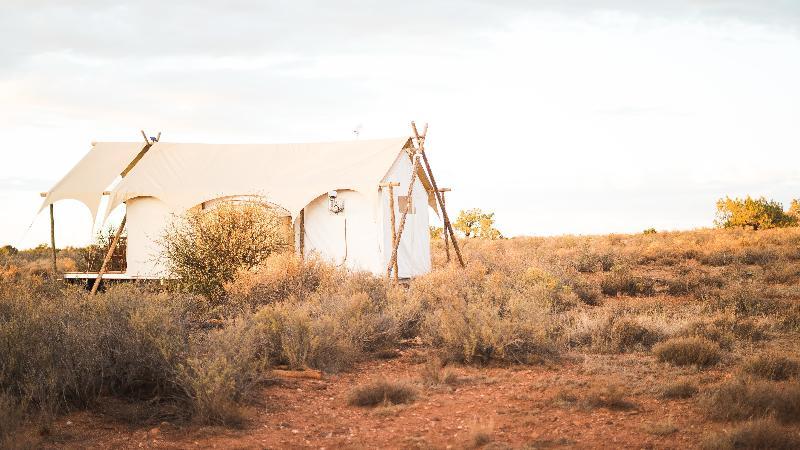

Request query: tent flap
[{"left": 40, "top": 142, "right": 148, "bottom": 219}]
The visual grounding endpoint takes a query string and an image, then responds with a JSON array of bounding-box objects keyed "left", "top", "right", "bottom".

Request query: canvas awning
[
  {"left": 39, "top": 142, "right": 148, "bottom": 219},
  {"left": 105, "top": 137, "right": 437, "bottom": 220}
]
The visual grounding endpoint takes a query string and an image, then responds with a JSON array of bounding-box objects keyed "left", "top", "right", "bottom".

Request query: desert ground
[{"left": 2, "top": 228, "right": 800, "bottom": 449}]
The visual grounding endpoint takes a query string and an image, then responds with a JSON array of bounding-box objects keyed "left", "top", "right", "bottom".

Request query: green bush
[{"left": 160, "top": 200, "right": 290, "bottom": 302}]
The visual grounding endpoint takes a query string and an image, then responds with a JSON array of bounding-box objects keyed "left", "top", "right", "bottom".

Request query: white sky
[{"left": 2, "top": 1, "right": 799, "bottom": 248}]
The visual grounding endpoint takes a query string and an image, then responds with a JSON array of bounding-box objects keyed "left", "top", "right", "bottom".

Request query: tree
[
  {"left": 715, "top": 196, "right": 797, "bottom": 230},
  {"left": 429, "top": 226, "right": 443, "bottom": 240},
  {"left": 160, "top": 201, "right": 290, "bottom": 301},
  {"left": 453, "top": 208, "right": 503, "bottom": 239}
]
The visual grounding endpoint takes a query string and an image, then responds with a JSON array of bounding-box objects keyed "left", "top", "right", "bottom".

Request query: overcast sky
[{"left": 2, "top": 0, "right": 799, "bottom": 248}]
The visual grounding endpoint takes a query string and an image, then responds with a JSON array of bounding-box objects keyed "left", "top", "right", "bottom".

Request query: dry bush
[
  {"left": 709, "top": 283, "right": 780, "bottom": 316},
  {"left": 225, "top": 253, "right": 340, "bottom": 310},
  {"left": 600, "top": 266, "right": 655, "bottom": 297},
  {"left": 681, "top": 315, "right": 769, "bottom": 350},
  {"left": 702, "top": 380, "right": 800, "bottom": 423},
  {"left": 0, "top": 283, "right": 268, "bottom": 427},
  {"left": 0, "top": 391, "right": 28, "bottom": 446},
  {"left": 411, "top": 265, "right": 560, "bottom": 364},
  {"left": 741, "top": 354, "right": 800, "bottom": 381},
  {"left": 347, "top": 379, "right": 417, "bottom": 407},
  {"left": 161, "top": 201, "right": 290, "bottom": 302},
  {"left": 251, "top": 290, "right": 401, "bottom": 372},
  {"left": 653, "top": 337, "right": 722, "bottom": 367},
  {"left": 661, "top": 380, "right": 699, "bottom": 399},
  {"left": 583, "top": 384, "right": 637, "bottom": 410},
  {"left": 702, "top": 419, "right": 800, "bottom": 450}
]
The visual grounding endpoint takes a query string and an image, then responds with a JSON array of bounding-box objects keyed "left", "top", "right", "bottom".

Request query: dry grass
[
  {"left": 702, "top": 380, "right": 800, "bottom": 423},
  {"left": 702, "top": 419, "right": 800, "bottom": 450},
  {"left": 661, "top": 380, "right": 699, "bottom": 399},
  {"left": 347, "top": 379, "right": 417, "bottom": 407},
  {"left": 653, "top": 337, "right": 722, "bottom": 367},
  {"left": 6, "top": 225, "right": 800, "bottom": 441},
  {"left": 741, "top": 353, "right": 800, "bottom": 381},
  {"left": 583, "top": 384, "right": 637, "bottom": 410}
]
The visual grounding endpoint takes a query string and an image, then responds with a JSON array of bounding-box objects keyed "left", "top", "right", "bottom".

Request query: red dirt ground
[{"left": 38, "top": 344, "right": 729, "bottom": 449}]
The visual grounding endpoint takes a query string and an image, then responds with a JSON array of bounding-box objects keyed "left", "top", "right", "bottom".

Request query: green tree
[
  {"left": 715, "top": 196, "right": 797, "bottom": 230},
  {"left": 454, "top": 209, "right": 503, "bottom": 239},
  {"left": 429, "top": 226, "right": 443, "bottom": 240}
]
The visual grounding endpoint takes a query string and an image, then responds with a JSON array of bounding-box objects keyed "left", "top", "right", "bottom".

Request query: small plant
[
  {"left": 347, "top": 379, "right": 417, "bottom": 407},
  {"left": 653, "top": 337, "right": 721, "bottom": 367},
  {"left": 584, "top": 384, "right": 637, "bottom": 410},
  {"left": 742, "top": 353, "right": 800, "bottom": 381},
  {"left": 661, "top": 380, "right": 699, "bottom": 399},
  {"left": 419, "top": 356, "right": 459, "bottom": 386},
  {"left": 702, "top": 419, "right": 800, "bottom": 450}
]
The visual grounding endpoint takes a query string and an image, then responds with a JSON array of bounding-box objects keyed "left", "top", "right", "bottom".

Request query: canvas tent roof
[
  {"left": 105, "top": 137, "right": 437, "bottom": 220},
  {"left": 39, "top": 142, "right": 148, "bottom": 219}
]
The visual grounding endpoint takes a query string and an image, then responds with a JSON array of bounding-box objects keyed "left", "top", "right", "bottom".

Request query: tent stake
[
  {"left": 412, "top": 121, "right": 465, "bottom": 268},
  {"left": 49, "top": 203, "right": 57, "bottom": 277},
  {"left": 90, "top": 214, "right": 126, "bottom": 295},
  {"left": 387, "top": 157, "right": 420, "bottom": 281}
]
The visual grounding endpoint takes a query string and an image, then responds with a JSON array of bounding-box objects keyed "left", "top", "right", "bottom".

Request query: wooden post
[
  {"left": 438, "top": 188, "right": 451, "bottom": 262},
  {"left": 387, "top": 157, "right": 420, "bottom": 281},
  {"left": 380, "top": 182, "right": 401, "bottom": 279},
  {"left": 298, "top": 209, "right": 305, "bottom": 258},
  {"left": 412, "top": 121, "right": 465, "bottom": 268},
  {"left": 49, "top": 203, "right": 57, "bottom": 276},
  {"left": 90, "top": 214, "right": 126, "bottom": 295}
]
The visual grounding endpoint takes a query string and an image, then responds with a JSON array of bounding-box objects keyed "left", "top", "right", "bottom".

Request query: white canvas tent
[{"left": 40, "top": 128, "right": 461, "bottom": 282}]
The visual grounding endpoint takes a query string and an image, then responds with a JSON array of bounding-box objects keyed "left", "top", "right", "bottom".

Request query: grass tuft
[
  {"left": 347, "top": 379, "right": 417, "bottom": 407},
  {"left": 742, "top": 353, "right": 800, "bottom": 381}
]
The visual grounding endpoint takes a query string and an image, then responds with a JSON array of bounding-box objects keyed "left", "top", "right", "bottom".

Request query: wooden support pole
[
  {"left": 439, "top": 188, "right": 451, "bottom": 262},
  {"left": 411, "top": 121, "right": 465, "bottom": 268},
  {"left": 387, "top": 159, "right": 420, "bottom": 281},
  {"left": 298, "top": 209, "right": 305, "bottom": 258},
  {"left": 140, "top": 129, "right": 150, "bottom": 145},
  {"left": 49, "top": 203, "right": 57, "bottom": 277},
  {"left": 90, "top": 214, "right": 126, "bottom": 295},
  {"left": 380, "top": 182, "right": 401, "bottom": 279}
]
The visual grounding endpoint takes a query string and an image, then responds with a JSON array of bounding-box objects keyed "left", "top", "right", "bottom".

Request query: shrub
[
  {"left": 600, "top": 267, "right": 655, "bottom": 296},
  {"left": 653, "top": 337, "right": 721, "bottom": 367},
  {"left": 251, "top": 291, "right": 400, "bottom": 372},
  {"left": 414, "top": 266, "right": 559, "bottom": 364},
  {"left": 225, "top": 253, "right": 339, "bottom": 311},
  {"left": 702, "top": 380, "right": 800, "bottom": 423},
  {"left": 453, "top": 209, "right": 503, "bottom": 239},
  {"left": 742, "top": 354, "right": 800, "bottom": 381},
  {"left": 347, "top": 380, "right": 417, "bottom": 407},
  {"left": 702, "top": 419, "right": 800, "bottom": 450},
  {"left": 160, "top": 200, "right": 290, "bottom": 302},
  {"left": 661, "top": 380, "right": 699, "bottom": 399}
]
